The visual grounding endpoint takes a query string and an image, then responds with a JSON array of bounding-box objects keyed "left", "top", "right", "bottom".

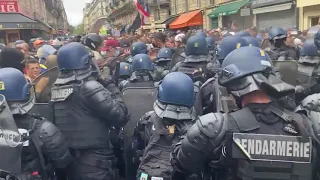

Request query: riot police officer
[
  {"left": 216, "top": 36, "right": 249, "bottom": 64},
  {"left": 0, "top": 94, "right": 22, "bottom": 179},
  {"left": 242, "top": 36, "right": 260, "bottom": 47},
  {"left": 171, "top": 35, "right": 215, "bottom": 82},
  {"left": 265, "top": 27, "right": 300, "bottom": 60},
  {"left": 134, "top": 72, "right": 198, "bottom": 180},
  {"left": 172, "top": 35, "right": 220, "bottom": 115},
  {"left": 194, "top": 31, "right": 207, "bottom": 37},
  {"left": 154, "top": 47, "right": 173, "bottom": 81},
  {"left": 234, "top": 31, "right": 251, "bottom": 37},
  {"left": 126, "top": 42, "right": 148, "bottom": 64},
  {"left": 200, "top": 36, "right": 249, "bottom": 114},
  {"left": 0, "top": 67, "right": 73, "bottom": 180},
  {"left": 295, "top": 39, "right": 320, "bottom": 102},
  {"left": 171, "top": 46, "right": 313, "bottom": 180},
  {"left": 51, "top": 42, "right": 129, "bottom": 180},
  {"left": 118, "top": 62, "right": 132, "bottom": 83},
  {"left": 120, "top": 53, "right": 155, "bottom": 90}
]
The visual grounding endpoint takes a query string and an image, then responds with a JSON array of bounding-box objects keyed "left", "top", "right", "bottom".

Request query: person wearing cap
[
  {"left": 174, "top": 33, "right": 186, "bottom": 48},
  {"left": 102, "top": 39, "right": 120, "bottom": 57},
  {"left": 96, "top": 39, "right": 121, "bottom": 78},
  {"left": 34, "top": 39, "right": 44, "bottom": 50},
  {"left": 34, "top": 39, "right": 44, "bottom": 60},
  {"left": 15, "top": 40, "right": 25, "bottom": 46},
  {"left": 118, "top": 39, "right": 132, "bottom": 61},
  {"left": 171, "top": 34, "right": 187, "bottom": 66},
  {"left": 52, "top": 38, "right": 63, "bottom": 50}
]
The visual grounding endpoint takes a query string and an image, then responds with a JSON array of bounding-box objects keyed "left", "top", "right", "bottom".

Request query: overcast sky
[{"left": 63, "top": 0, "right": 92, "bottom": 26}]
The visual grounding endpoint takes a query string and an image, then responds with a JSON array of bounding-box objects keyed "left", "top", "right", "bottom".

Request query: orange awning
[{"left": 169, "top": 10, "right": 203, "bottom": 29}]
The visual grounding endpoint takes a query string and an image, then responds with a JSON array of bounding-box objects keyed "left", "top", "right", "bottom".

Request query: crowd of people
[{"left": 0, "top": 23, "right": 320, "bottom": 180}]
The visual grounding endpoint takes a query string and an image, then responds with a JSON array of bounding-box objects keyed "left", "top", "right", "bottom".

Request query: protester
[
  {"left": 24, "top": 57, "right": 41, "bottom": 81},
  {"left": 152, "top": 32, "right": 166, "bottom": 48},
  {"left": 102, "top": 39, "right": 120, "bottom": 57},
  {"left": 174, "top": 33, "right": 185, "bottom": 47}
]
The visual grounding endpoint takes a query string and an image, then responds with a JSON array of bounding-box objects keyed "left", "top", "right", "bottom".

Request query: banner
[{"left": 0, "top": 1, "right": 18, "bottom": 13}]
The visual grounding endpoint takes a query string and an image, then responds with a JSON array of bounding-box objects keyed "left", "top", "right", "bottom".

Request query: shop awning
[
  {"left": 169, "top": 10, "right": 203, "bottom": 29},
  {"left": 252, "top": 2, "right": 292, "bottom": 14},
  {"left": 0, "top": 13, "right": 36, "bottom": 23},
  {"left": 0, "top": 13, "right": 51, "bottom": 30},
  {"left": 208, "top": 0, "right": 250, "bottom": 18}
]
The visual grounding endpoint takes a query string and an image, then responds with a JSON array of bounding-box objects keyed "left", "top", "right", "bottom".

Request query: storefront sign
[
  {"left": 142, "top": 24, "right": 166, "bottom": 29},
  {"left": 0, "top": 22, "right": 38, "bottom": 29},
  {"left": 240, "top": 8, "right": 251, "bottom": 16},
  {"left": 0, "top": 1, "right": 18, "bottom": 13},
  {"left": 251, "top": 0, "right": 292, "bottom": 8}
]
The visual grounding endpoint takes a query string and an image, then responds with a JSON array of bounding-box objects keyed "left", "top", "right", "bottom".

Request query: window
[
  {"left": 311, "top": 17, "right": 319, "bottom": 26},
  {"left": 154, "top": 10, "right": 160, "bottom": 21}
]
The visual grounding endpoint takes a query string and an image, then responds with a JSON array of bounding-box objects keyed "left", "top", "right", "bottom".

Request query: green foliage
[{"left": 72, "top": 23, "right": 85, "bottom": 35}]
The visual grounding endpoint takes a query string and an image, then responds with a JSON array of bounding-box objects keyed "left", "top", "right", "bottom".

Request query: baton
[{"left": 114, "top": 61, "right": 120, "bottom": 86}]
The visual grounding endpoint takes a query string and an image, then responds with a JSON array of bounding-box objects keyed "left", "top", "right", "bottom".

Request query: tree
[{"left": 72, "top": 23, "right": 85, "bottom": 35}]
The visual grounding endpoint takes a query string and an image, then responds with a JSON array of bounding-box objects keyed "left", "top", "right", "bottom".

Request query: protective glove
[{"left": 98, "top": 76, "right": 121, "bottom": 97}]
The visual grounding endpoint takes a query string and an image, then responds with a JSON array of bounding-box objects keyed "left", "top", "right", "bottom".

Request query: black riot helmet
[
  {"left": 219, "top": 46, "right": 294, "bottom": 98},
  {"left": 73, "top": 35, "right": 82, "bottom": 43},
  {"left": 185, "top": 35, "right": 209, "bottom": 56},
  {"left": 268, "top": 27, "right": 287, "bottom": 40},
  {"left": 82, "top": 33, "right": 103, "bottom": 51}
]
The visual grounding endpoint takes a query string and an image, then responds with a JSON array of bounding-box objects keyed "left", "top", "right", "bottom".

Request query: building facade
[
  {"left": 168, "top": 0, "right": 302, "bottom": 31},
  {"left": 142, "top": 0, "right": 170, "bottom": 32},
  {"left": 45, "top": 0, "right": 69, "bottom": 30},
  {"left": 83, "top": 0, "right": 109, "bottom": 34},
  {"left": 0, "top": 0, "right": 68, "bottom": 44},
  {"left": 206, "top": 0, "right": 254, "bottom": 30},
  {"left": 169, "top": 0, "right": 253, "bottom": 30},
  {"left": 107, "top": 0, "right": 137, "bottom": 33},
  {"left": 251, "top": 0, "right": 296, "bottom": 29},
  {"left": 170, "top": 0, "right": 208, "bottom": 29},
  {"left": 297, "top": 0, "right": 320, "bottom": 30}
]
